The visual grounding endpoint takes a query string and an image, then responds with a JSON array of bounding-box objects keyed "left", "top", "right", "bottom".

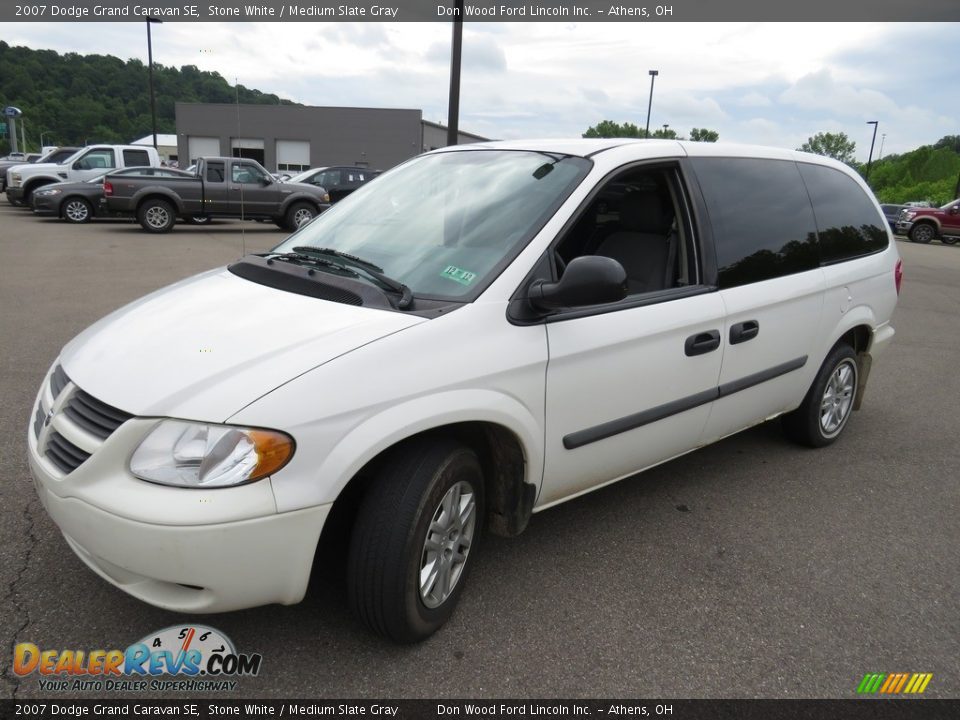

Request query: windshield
[
  {"left": 287, "top": 167, "right": 326, "bottom": 184},
  {"left": 273, "top": 150, "right": 591, "bottom": 299}
]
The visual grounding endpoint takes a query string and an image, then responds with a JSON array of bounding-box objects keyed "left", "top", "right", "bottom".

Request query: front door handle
[
  {"left": 685, "top": 330, "right": 721, "bottom": 356},
  {"left": 730, "top": 320, "right": 760, "bottom": 345}
]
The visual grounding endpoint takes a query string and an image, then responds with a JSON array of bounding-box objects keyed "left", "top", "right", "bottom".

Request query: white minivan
[{"left": 27, "top": 140, "right": 900, "bottom": 642}]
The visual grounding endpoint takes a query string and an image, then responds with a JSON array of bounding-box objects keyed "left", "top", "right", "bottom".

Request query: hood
[
  {"left": 284, "top": 181, "right": 327, "bottom": 195},
  {"left": 60, "top": 268, "right": 425, "bottom": 421}
]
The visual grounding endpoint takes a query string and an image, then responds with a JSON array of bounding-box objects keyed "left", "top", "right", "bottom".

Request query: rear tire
[
  {"left": 782, "top": 344, "right": 858, "bottom": 448},
  {"left": 137, "top": 199, "right": 176, "bottom": 233},
  {"left": 940, "top": 236, "right": 958, "bottom": 246},
  {"left": 347, "top": 438, "right": 484, "bottom": 643},
  {"left": 185, "top": 215, "right": 210, "bottom": 225},
  {"left": 62, "top": 197, "right": 92, "bottom": 224},
  {"left": 909, "top": 223, "right": 935, "bottom": 244}
]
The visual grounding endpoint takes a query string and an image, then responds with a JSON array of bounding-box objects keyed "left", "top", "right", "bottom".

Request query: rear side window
[
  {"left": 691, "top": 158, "right": 818, "bottom": 288},
  {"left": 122, "top": 149, "right": 151, "bottom": 167},
  {"left": 206, "top": 162, "right": 225, "bottom": 183},
  {"left": 798, "top": 163, "right": 888, "bottom": 264}
]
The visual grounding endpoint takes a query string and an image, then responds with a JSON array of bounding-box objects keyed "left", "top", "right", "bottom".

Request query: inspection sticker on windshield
[{"left": 440, "top": 265, "right": 477, "bottom": 286}]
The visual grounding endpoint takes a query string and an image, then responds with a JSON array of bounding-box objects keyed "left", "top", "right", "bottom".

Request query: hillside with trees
[
  {"left": 0, "top": 41, "right": 298, "bottom": 153},
  {"left": 867, "top": 137, "right": 960, "bottom": 207}
]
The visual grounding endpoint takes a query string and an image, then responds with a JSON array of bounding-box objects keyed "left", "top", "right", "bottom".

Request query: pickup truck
[
  {"left": 0, "top": 147, "right": 79, "bottom": 195},
  {"left": 6, "top": 144, "right": 161, "bottom": 206},
  {"left": 896, "top": 199, "right": 960, "bottom": 245},
  {"left": 103, "top": 157, "right": 331, "bottom": 233}
]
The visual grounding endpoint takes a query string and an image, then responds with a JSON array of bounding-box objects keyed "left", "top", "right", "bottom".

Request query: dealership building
[{"left": 174, "top": 102, "right": 488, "bottom": 173}]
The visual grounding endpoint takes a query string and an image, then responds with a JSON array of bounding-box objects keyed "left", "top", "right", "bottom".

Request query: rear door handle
[
  {"left": 685, "top": 330, "right": 721, "bottom": 356},
  {"left": 729, "top": 320, "right": 760, "bottom": 345}
]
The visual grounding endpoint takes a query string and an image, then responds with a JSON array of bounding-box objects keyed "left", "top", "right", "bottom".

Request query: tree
[
  {"left": 798, "top": 132, "right": 856, "bottom": 164},
  {"left": 582, "top": 120, "right": 644, "bottom": 139},
  {"left": 689, "top": 127, "right": 719, "bottom": 142},
  {"left": 650, "top": 127, "right": 678, "bottom": 139}
]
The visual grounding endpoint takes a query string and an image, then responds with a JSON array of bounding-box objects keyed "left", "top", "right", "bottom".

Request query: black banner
[
  {"left": 2, "top": 700, "right": 959, "bottom": 720},
  {"left": 2, "top": 0, "right": 960, "bottom": 23}
]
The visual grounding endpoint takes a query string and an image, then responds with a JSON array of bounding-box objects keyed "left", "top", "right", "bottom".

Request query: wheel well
[
  {"left": 316, "top": 422, "right": 533, "bottom": 568},
  {"left": 137, "top": 194, "right": 178, "bottom": 214},
  {"left": 838, "top": 325, "right": 872, "bottom": 354},
  {"left": 24, "top": 178, "right": 56, "bottom": 195}
]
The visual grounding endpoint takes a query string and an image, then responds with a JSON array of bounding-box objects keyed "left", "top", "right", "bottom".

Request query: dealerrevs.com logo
[{"left": 13, "top": 625, "right": 262, "bottom": 692}]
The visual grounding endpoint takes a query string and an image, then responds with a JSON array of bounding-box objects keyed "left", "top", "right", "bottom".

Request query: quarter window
[
  {"left": 122, "top": 149, "right": 151, "bottom": 167},
  {"left": 691, "top": 158, "right": 818, "bottom": 288},
  {"left": 798, "top": 163, "right": 888, "bottom": 263}
]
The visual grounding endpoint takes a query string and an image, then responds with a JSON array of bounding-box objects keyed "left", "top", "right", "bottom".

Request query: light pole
[
  {"left": 644, "top": 70, "right": 659, "bottom": 138},
  {"left": 865, "top": 120, "right": 879, "bottom": 181},
  {"left": 446, "top": 0, "right": 464, "bottom": 147},
  {"left": 879, "top": 133, "right": 886, "bottom": 161},
  {"left": 146, "top": 17, "right": 163, "bottom": 150}
]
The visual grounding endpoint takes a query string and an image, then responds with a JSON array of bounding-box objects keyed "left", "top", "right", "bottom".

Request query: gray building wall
[
  {"left": 175, "top": 103, "right": 490, "bottom": 172},
  {"left": 421, "top": 121, "right": 490, "bottom": 152},
  {"left": 175, "top": 103, "right": 424, "bottom": 171}
]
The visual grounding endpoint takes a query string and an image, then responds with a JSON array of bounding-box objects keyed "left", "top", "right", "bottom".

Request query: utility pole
[
  {"left": 865, "top": 120, "right": 879, "bottom": 181},
  {"left": 446, "top": 0, "right": 464, "bottom": 147},
  {"left": 644, "top": 70, "right": 659, "bottom": 138}
]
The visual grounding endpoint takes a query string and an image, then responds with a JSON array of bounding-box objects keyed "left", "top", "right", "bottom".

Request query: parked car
[
  {"left": 896, "top": 199, "right": 960, "bottom": 244},
  {"left": 31, "top": 167, "right": 195, "bottom": 223},
  {"left": 26, "top": 140, "right": 899, "bottom": 643},
  {"left": 880, "top": 204, "right": 906, "bottom": 233},
  {"left": 0, "top": 147, "right": 78, "bottom": 194},
  {"left": 103, "top": 156, "right": 330, "bottom": 232},
  {"left": 6, "top": 144, "right": 162, "bottom": 207},
  {"left": 287, "top": 165, "right": 380, "bottom": 203}
]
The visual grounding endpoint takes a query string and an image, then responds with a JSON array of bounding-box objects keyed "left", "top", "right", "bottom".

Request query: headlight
[
  {"left": 36, "top": 188, "right": 61, "bottom": 196},
  {"left": 130, "top": 420, "right": 294, "bottom": 488},
  {"left": 11, "top": 172, "right": 21, "bottom": 185}
]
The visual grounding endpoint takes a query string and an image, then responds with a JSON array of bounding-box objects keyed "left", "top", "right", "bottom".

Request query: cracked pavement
[{"left": 1, "top": 205, "right": 957, "bottom": 700}]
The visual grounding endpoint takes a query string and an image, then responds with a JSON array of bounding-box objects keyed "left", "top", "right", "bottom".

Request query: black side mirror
[
  {"left": 528, "top": 256, "right": 627, "bottom": 311},
  {"left": 950, "top": 206, "right": 959, "bottom": 215},
  {"left": 260, "top": 176, "right": 272, "bottom": 186},
  {"left": 72, "top": 161, "right": 83, "bottom": 170}
]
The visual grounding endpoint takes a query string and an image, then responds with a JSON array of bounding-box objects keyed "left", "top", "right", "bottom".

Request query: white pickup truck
[{"left": 5, "top": 144, "right": 162, "bottom": 207}]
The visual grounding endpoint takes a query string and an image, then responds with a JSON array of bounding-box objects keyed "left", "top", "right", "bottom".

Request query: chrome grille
[
  {"left": 49, "top": 364, "right": 70, "bottom": 399},
  {"left": 45, "top": 431, "right": 92, "bottom": 474},
  {"left": 63, "top": 389, "right": 133, "bottom": 440},
  {"left": 33, "top": 406, "right": 45, "bottom": 439}
]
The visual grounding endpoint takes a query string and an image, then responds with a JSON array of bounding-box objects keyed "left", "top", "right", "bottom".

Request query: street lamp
[
  {"left": 446, "top": 0, "right": 464, "bottom": 147},
  {"left": 644, "top": 70, "right": 659, "bottom": 139},
  {"left": 865, "top": 120, "right": 879, "bottom": 181},
  {"left": 879, "top": 133, "right": 886, "bottom": 161},
  {"left": 146, "top": 17, "right": 164, "bottom": 150}
]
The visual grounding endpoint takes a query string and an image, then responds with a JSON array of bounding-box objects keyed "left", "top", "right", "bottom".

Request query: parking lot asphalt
[{"left": 0, "top": 204, "right": 957, "bottom": 700}]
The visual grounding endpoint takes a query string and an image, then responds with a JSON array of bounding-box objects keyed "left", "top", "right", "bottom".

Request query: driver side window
[{"left": 554, "top": 166, "right": 698, "bottom": 296}]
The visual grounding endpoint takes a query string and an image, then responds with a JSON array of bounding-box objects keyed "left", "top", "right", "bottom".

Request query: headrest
[{"left": 619, "top": 191, "right": 672, "bottom": 235}]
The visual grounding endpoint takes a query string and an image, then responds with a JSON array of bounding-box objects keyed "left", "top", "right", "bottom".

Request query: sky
[{"left": 1, "top": 21, "right": 956, "bottom": 161}]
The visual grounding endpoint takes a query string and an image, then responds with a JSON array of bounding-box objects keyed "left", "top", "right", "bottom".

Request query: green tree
[
  {"left": 651, "top": 127, "right": 678, "bottom": 139},
  {"left": 582, "top": 120, "right": 645, "bottom": 138},
  {"left": 798, "top": 132, "right": 857, "bottom": 164},
  {"left": 689, "top": 127, "right": 719, "bottom": 142}
]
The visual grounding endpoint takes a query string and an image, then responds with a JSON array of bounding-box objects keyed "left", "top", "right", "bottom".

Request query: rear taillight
[
  {"left": 103, "top": 181, "right": 113, "bottom": 196},
  {"left": 895, "top": 258, "right": 903, "bottom": 295}
]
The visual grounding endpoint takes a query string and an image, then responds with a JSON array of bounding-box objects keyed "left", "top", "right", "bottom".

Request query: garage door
[
  {"left": 276, "top": 140, "right": 310, "bottom": 172},
  {"left": 231, "top": 138, "right": 265, "bottom": 165},
  {"left": 188, "top": 137, "right": 221, "bottom": 164}
]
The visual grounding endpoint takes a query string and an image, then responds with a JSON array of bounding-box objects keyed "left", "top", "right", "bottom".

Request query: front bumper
[
  {"left": 27, "top": 369, "right": 330, "bottom": 613},
  {"left": 6, "top": 186, "right": 25, "bottom": 203},
  {"left": 31, "top": 194, "right": 59, "bottom": 216},
  {"left": 895, "top": 220, "right": 914, "bottom": 235}
]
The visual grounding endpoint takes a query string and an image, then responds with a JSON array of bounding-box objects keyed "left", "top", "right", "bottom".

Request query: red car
[{"left": 896, "top": 199, "right": 960, "bottom": 245}]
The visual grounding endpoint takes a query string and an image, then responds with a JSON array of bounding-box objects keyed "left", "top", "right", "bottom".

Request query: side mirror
[
  {"left": 260, "top": 176, "right": 272, "bottom": 186},
  {"left": 950, "top": 206, "right": 959, "bottom": 215},
  {"left": 72, "top": 161, "right": 83, "bottom": 170},
  {"left": 528, "top": 256, "right": 627, "bottom": 311}
]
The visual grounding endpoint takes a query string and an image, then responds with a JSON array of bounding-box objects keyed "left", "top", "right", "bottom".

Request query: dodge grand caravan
[{"left": 27, "top": 140, "right": 900, "bottom": 643}]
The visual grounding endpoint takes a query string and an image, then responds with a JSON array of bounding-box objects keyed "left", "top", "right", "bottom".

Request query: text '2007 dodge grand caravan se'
[{"left": 27, "top": 140, "right": 900, "bottom": 642}]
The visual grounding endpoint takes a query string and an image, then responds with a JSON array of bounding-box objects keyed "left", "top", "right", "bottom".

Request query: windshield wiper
[
  {"left": 292, "top": 246, "right": 414, "bottom": 310},
  {"left": 258, "top": 251, "right": 359, "bottom": 276}
]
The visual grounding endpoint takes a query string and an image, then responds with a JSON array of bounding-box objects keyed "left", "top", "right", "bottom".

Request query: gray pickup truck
[{"left": 103, "top": 157, "right": 331, "bottom": 233}]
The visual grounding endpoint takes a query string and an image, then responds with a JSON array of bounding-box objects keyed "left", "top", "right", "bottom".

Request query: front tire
[
  {"left": 137, "top": 199, "right": 176, "bottom": 233},
  {"left": 62, "top": 197, "right": 93, "bottom": 224},
  {"left": 347, "top": 438, "right": 484, "bottom": 643},
  {"left": 909, "top": 223, "right": 935, "bottom": 244},
  {"left": 284, "top": 201, "right": 316, "bottom": 231},
  {"left": 782, "top": 344, "right": 858, "bottom": 448}
]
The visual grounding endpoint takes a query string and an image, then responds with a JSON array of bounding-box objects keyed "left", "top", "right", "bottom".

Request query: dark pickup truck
[{"left": 103, "top": 157, "right": 331, "bottom": 233}]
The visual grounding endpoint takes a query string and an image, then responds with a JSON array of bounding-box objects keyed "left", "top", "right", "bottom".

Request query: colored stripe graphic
[{"left": 857, "top": 672, "right": 932, "bottom": 694}]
